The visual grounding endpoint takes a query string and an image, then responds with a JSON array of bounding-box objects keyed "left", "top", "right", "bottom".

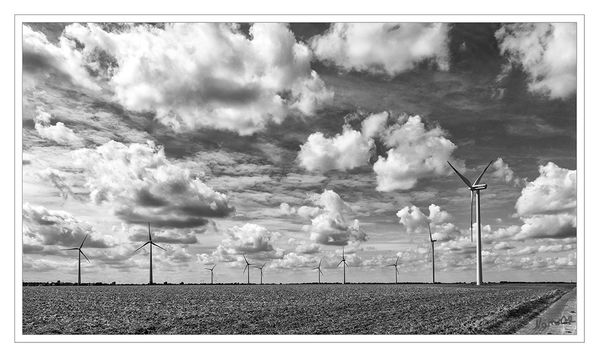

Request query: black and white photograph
[{"left": 15, "top": 14, "right": 584, "bottom": 342}]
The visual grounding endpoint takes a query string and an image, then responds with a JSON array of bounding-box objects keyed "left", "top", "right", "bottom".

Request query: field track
[
  {"left": 22, "top": 283, "right": 575, "bottom": 335},
  {"left": 516, "top": 287, "right": 577, "bottom": 335}
]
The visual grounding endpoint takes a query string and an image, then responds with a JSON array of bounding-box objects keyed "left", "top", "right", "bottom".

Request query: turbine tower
[
  {"left": 386, "top": 256, "right": 399, "bottom": 284},
  {"left": 337, "top": 247, "right": 349, "bottom": 284},
  {"left": 62, "top": 234, "right": 90, "bottom": 285},
  {"left": 133, "top": 223, "right": 166, "bottom": 285},
  {"left": 447, "top": 160, "right": 493, "bottom": 286},
  {"left": 242, "top": 255, "right": 253, "bottom": 284},
  {"left": 204, "top": 264, "right": 216, "bottom": 284},
  {"left": 254, "top": 263, "right": 266, "bottom": 284},
  {"left": 428, "top": 223, "right": 437, "bottom": 284},
  {"left": 312, "top": 259, "right": 324, "bottom": 283}
]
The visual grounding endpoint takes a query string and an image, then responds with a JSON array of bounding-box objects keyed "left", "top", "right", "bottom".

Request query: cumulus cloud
[
  {"left": 396, "top": 204, "right": 460, "bottom": 242},
  {"left": 491, "top": 157, "right": 521, "bottom": 185},
  {"left": 36, "top": 168, "right": 79, "bottom": 201},
  {"left": 73, "top": 140, "right": 234, "bottom": 228},
  {"left": 55, "top": 23, "right": 332, "bottom": 135},
  {"left": 496, "top": 23, "right": 576, "bottom": 99},
  {"left": 298, "top": 112, "right": 457, "bottom": 191},
  {"left": 516, "top": 213, "right": 576, "bottom": 240},
  {"left": 22, "top": 25, "right": 101, "bottom": 91},
  {"left": 297, "top": 125, "right": 373, "bottom": 172},
  {"left": 515, "top": 162, "right": 576, "bottom": 216},
  {"left": 33, "top": 107, "right": 83, "bottom": 146},
  {"left": 310, "top": 23, "right": 450, "bottom": 76},
  {"left": 372, "top": 115, "right": 457, "bottom": 191},
  {"left": 23, "top": 203, "right": 110, "bottom": 249},
  {"left": 199, "top": 223, "right": 284, "bottom": 264}
]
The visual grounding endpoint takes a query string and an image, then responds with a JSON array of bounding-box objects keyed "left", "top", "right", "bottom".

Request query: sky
[{"left": 21, "top": 22, "right": 577, "bottom": 284}]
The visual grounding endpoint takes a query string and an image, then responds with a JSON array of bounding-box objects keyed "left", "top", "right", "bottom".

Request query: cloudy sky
[{"left": 21, "top": 22, "right": 577, "bottom": 284}]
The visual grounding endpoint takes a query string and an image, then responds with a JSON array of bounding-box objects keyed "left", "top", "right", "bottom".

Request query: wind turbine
[
  {"left": 62, "top": 234, "right": 90, "bottom": 285},
  {"left": 242, "top": 255, "right": 252, "bottom": 284},
  {"left": 312, "top": 258, "right": 324, "bottom": 283},
  {"left": 133, "top": 223, "right": 166, "bottom": 285},
  {"left": 428, "top": 222, "right": 437, "bottom": 284},
  {"left": 386, "top": 256, "right": 399, "bottom": 284},
  {"left": 254, "top": 263, "right": 266, "bottom": 284},
  {"left": 337, "top": 247, "right": 349, "bottom": 284},
  {"left": 447, "top": 160, "right": 493, "bottom": 286},
  {"left": 204, "top": 264, "right": 216, "bottom": 284}
]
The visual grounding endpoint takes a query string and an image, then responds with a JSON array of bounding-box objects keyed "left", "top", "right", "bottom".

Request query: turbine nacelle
[{"left": 470, "top": 183, "right": 488, "bottom": 191}]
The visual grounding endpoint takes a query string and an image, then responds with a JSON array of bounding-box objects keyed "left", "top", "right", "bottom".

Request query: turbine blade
[
  {"left": 62, "top": 248, "right": 79, "bottom": 251},
  {"left": 318, "top": 258, "right": 322, "bottom": 268},
  {"left": 447, "top": 161, "right": 472, "bottom": 188},
  {"left": 80, "top": 250, "right": 90, "bottom": 262},
  {"left": 80, "top": 234, "right": 88, "bottom": 249},
  {"left": 134, "top": 241, "right": 150, "bottom": 253},
  {"left": 473, "top": 160, "right": 494, "bottom": 185},
  {"left": 151, "top": 242, "right": 166, "bottom": 251},
  {"left": 337, "top": 260, "right": 343, "bottom": 267},
  {"left": 148, "top": 222, "right": 152, "bottom": 241},
  {"left": 320, "top": 270, "right": 324, "bottom": 276},
  {"left": 395, "top": 256, "right": 399, "bottom": 265},
  {"left": 243, "top": 265, "right": 247, "bottom": 273}
]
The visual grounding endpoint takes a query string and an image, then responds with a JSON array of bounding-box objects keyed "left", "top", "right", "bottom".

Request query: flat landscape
[{"left": 22, "top": 283, "right": 575, "bottom": 335}]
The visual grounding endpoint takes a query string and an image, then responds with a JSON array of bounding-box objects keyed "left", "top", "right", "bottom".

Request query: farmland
[{"left": 22, "top": 283, "right": 574, "bottom": 335}]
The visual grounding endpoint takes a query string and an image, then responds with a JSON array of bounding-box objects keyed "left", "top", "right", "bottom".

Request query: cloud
[
  {"left": 372, "top": 115, "right": 457, "bottom": 191},
  {"left": 496, "top": 23, "right": 576, "bottom": 99},
  {"left": 515, "top": 162, "right": 576, "bottom": 216},
  {"left": 306, "top": 190, "right": 367, "bottom": 246},
  {"left": 22, "top": 25, "right": 101, "bottom": 91},
  {"left": 310, "top": 23, "right": 450, "bottom": 76},
  {"left": 298, "top": 113, "right": 457, "bottom": 191},
  {"left": 23, "top": 203, "right": 110, "bottom": 249},
  {"left": 396, "top": 204, "right": 460, "bottom": 242},
  {"left": 128, "top": 226, "right": 200, "bottom": 245},
  {"left": 58, "top": 23, "right": 332, "bottom": 135},
  {"left": 33, "top": 107, "right": 83, "bottom": 146},
  {"left": 73, "top": 140, "right": 234, "bottom": 228},
  {"left": 36, "top": 168, "right": 80, "bottom": 201},
  {"left": 199, "top": 223, "right": 284, "bottom": 263},
  {"left": 491, "top": 157, "right": 521, "bottom": 185},
  {"left": 516, "top": 213, "right": 576, "bottom": 240},
  {"left": 297, "top": 125, "right": 373, "bottom": 172}
]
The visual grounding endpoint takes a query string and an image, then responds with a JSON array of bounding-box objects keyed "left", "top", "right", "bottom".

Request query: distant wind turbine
[
  {"left": 386, "top": 256, "right": 400, "bottom": 284},
  {"left": 204, "top": 264, "right": 216, "bottom": 284},
  {"left": 428, "top": 222, "right": 437, "bottom": 284},
  {"left": 312, "top": 258, "right": 324, "bottom": 283},
  {"left": 62, "top": 234, "right": 90, "bottom": 285},
  {"left": 337, "top": 247, "right": 349, "bottom": 284},
  {"left": 447, "top": 160, "right": 493, "bottom": 285},
  {"left": 254, "top": 263, "right": 266, "bottom": 284},
  {"left": 133, "top": 223, "right": 166, "bottom": 285},
  {"left": 242, "top": 255, "right": 253, "bottom": 284}
]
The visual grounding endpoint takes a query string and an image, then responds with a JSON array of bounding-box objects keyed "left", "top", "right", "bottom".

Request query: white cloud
[
  {"left": 298, "top": 113, "right": 457, "bottom": 190},
  {"left": 73, "top": 140, "right": 233, "bottom": 228},
  {"left": 310, "top": 23, "right": 450, "bottom": 76},
  {"left": 491, "top": 157, "right": 520, "bottom": 185},
  {"left": 496, "top": 23, "right": 576, "bottom": 99},
  {"left": 33, "top": 107, "right": 83, "bottom": 146},
  {"left": 297, "top": 125, "right": 373, "bottom": 172},
  {"left": 23, "top": 203, "right": 110, "bottom": 248},
  {"left": 396, "top": 204, "right": 458, "bottom": 242},
  {"left": 515, "top": 162, "right": 576, "bottom": 216},
  {"left": 22, "top": 25, "right": 101, "bottom": 91},
  {"left": 373, "top": 115, "right": 457, "bottom": 191},
  {"left": 516, "top": 213, "right": 576, "bottom": 240},
  {"left": 60, "top": 23, "right": 332, "bottom": 135}
]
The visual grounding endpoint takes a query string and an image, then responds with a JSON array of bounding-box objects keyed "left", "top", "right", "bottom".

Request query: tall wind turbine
[
  {"left": 337, "top": 247, "right": 349, "bottom": 284},
  {"left": 447, "top": 160, "right": 493, "bottom": 286},
  {"left": 204, "top": 264, "right": 216, "bottom": 284},
  {"left": 133, "top": 223, "right": 166, "bottom": 285},
  {"left": 312, "top": 258, "right": 324, "bottom": 283},
  {"left": 242, "top": 255, "right": 253, "bottom": 284},
  {"left": 386, "top": 256, "right": 399, "bottom": 284},
  {"left": 428, "top": 223, "right": 437, "bottom": 284},
  {"left": 254, "top": 263, "right": 266, "bottom": 284},
  {"left": 62, "top": 234, "right": 90, "bottom": 285}
]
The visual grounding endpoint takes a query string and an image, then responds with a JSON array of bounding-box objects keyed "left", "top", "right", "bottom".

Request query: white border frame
[{"left": 14, "top": 14, "right": 585, "bottom": 343}]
